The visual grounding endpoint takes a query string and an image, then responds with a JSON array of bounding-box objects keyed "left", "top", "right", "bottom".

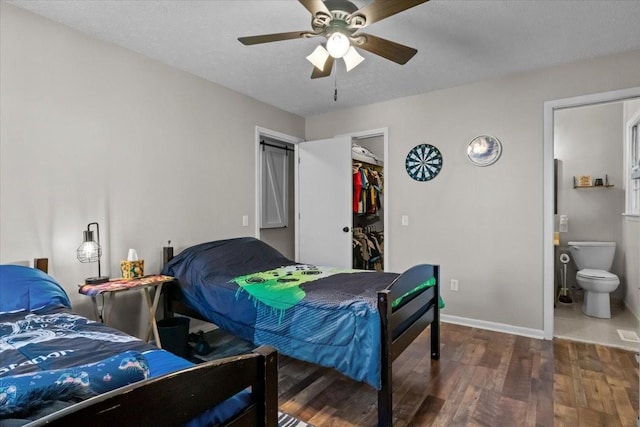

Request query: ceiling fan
[{"left": 238, "top": 0, "right": 429, "bottom": 79}]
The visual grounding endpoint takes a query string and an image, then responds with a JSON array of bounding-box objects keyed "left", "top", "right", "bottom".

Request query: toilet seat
[{"left": 577, "top": 269, "right": 619, "bottom": 284}]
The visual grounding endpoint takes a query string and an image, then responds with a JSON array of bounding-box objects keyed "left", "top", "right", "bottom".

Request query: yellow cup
[{"left": 121, "top": 260, "right": 144, "bottom": 279}]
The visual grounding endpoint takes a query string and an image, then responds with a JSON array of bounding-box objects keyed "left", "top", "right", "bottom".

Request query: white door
[{"left": 296, "top": 136, "right": 352, "bottom": 268}]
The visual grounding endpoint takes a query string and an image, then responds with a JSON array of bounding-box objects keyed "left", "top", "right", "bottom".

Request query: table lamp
[{"left": 77, "top": 222, "right": 109, "bottom": 284}]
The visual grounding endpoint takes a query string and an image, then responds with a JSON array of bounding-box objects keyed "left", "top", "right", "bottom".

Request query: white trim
[
  {"left": 254, "top": 126, "right": 304, "bottom": 239},
  {"left": 543, "top": 87, "right": 640, "bottom": 341},
  {"left": 543, "top": 99, "right": 555, "bottom": 341},
  {"left": 624, "top": 109, "right": 640, "bottom": 215},
  {"left": 623, "top": 213, "right": 640, "bottom": 222},
  {"left": 441, "top": 314, "right": 544, "bottom": 340}
]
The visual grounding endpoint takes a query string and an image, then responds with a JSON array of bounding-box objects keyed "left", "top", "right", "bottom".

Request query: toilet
[{"left": 568, "top": 241, "right": 620, "bottom": 319}]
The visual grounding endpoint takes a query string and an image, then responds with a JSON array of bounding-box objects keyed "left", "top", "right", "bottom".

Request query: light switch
[
  {"left": 242, "top": 215, "right": 249, "bottom": 227},
  {"left": 401, "top": 215, "right": 409, "bottom": 226}
]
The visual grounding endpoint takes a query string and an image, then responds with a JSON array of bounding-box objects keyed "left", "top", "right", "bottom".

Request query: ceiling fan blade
[
  {"left": 238, "top": 31, "right": 312, "bottom": 45},
  {"left": 298, "top": 0, "right": 331, "bottom": 16},
  {"left": 311, "top": 56, "right": 335, "bottom": 79},
  {"left": 352, "top": 0, "right": 429, "bottom": 27},
  {"left": 355, "top": 33, "right": 417, "bottom": 65}
]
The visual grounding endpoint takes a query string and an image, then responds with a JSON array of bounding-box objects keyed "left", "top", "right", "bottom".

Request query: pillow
[
  {"left": 0, "top": 265, "right": 71, "bottom": 313},
  {"left": 162, "top": 237, "right": 295, "bottom": 279},
  {"left": 0, "top": 351, "right": 150, "bottom": 417}
]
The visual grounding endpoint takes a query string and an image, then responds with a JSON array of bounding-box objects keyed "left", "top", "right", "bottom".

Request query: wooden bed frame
[
  {"left": 24, "top": 258, "right": 278, "bottom": 427},
  {"left": 162, "top": 252, "right": 441, "bottom": 427}
]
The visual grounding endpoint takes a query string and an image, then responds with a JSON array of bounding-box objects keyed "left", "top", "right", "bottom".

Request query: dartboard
[{"left": 405, "top": 144, "right": 443, "bottom": 181}]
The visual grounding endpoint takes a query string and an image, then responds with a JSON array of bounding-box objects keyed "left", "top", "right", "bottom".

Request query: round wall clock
[
  {"left": 467, "top": 135, "right": 502, "bottom": 167},
  {"left": 405, "top": 144, "right": 443, "bottom": 182}
]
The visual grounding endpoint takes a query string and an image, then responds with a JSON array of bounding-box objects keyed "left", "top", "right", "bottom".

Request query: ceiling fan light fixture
[
  {"left": 343, "top": 46, "right": 364, "bottom": 72},
  {"left": 239, "top": 0, "right": 427, "bottom": 79},
  {"left": 326, "top": 31, "right": 350, "bottom": 58},
  {"left": 306, "top": 45, "right": 330, "bottom": 70}
]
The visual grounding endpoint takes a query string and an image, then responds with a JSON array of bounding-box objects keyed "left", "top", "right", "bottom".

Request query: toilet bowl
[
  {"left": 568, "top": 241, "right": 620, "bottom": 319},
  {"left": 575, "top": 269, "right": 620, "bottom": 318}
]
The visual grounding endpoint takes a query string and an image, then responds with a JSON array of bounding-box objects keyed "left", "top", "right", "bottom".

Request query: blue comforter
[
  {"left": 163, "top": 237, "right": 406, "bottom": 389},
  {"left": 0, "top": 307, "right": 187, "bottom": 422},
  {"left": 0, "top": 265, "right": 248, "bottom": 425},
  {"left": 0, "top": 308, "right": 159, "bottom": 378}
]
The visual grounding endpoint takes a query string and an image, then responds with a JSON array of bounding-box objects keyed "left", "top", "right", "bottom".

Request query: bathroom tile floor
[{"left": 554, "top": 298, "right": 640, "bottom": 352}]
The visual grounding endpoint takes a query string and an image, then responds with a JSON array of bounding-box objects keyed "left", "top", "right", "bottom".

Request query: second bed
[{"left": 162, "top": 237, "right": 442, "bottom": 427}]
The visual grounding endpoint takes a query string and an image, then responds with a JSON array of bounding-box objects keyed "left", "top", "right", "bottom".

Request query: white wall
[
  {"left": 306, "top": 49, "right": 640, "bottom": 333},
  {"left": 356, "top": 136, "right": 384, "bottom": 163},
  {"left": 555, "top": 102, "right": 625, "bottom": 300},
  {"left": 0, "top": 4, "right": 304, "bottom": 337}
]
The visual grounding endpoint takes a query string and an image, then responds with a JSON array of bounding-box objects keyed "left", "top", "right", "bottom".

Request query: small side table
[{"left": 78, "top": 275, "right": 174, "bottom": 348}]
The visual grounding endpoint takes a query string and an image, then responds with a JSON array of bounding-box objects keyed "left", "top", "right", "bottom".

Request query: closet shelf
[{"left": 352, "top": 151, "right": 383, "bottom": 166}]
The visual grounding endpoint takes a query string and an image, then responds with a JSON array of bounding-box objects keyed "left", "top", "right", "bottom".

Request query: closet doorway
[
  {"left": 296, "top": 128, "right": 389, "bottom": 270},
  {"left": 352, "top": 135, "right": 385, "bottom": 271}
]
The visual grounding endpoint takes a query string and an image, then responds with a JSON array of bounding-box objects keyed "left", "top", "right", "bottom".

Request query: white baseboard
[{"left": 441, "top": 314, "right": 545, "bottom": 340}]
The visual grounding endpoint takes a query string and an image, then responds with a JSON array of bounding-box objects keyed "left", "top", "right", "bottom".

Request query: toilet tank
[{"left": 567, "top": 241, "right": 616, "bottom": 271}]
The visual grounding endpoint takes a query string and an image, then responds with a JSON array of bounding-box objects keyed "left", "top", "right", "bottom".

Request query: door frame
[
  {"left": 542, "top": 87, "right": 640, "bottom": 340},
  {"left": 254, "top": 126, "right": 304, "bottom": 238}
]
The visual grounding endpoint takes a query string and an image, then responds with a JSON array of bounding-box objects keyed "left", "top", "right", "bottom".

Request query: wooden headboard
[{"left": 34, "top": 258, "right": 48, "bottom": 273}]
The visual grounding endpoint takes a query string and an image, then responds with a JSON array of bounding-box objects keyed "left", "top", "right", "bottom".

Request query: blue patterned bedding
[
  {"left": 0, "top": 265, "right": 248, "bottom": 425},
  {"left": 0, "top": 309, "right": 159, "bottom": 377},
  {"left": 162, "top": 237, "right": 433, "bottom": 389}
]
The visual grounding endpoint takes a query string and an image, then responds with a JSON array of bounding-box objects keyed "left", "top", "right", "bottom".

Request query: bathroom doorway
[{"left": 544, "top": 88, "right": 640, "bottom": 350}]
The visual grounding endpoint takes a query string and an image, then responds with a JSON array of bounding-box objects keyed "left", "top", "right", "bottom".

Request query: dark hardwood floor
[
  {"left": 194, "top": 322, "right": 638, "bottom": 426},
  {"left": 276, "top": 323, "right": 639, "bottom": 427}
]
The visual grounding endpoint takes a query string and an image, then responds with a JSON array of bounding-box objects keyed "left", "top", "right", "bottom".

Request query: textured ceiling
[{"left": 9, "top": 0, "right": 640, "bottom": 117}]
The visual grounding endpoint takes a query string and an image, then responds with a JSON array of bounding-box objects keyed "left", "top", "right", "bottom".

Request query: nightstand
[{"left": 78, "top": 275, "right": 174, "bottom": 348}]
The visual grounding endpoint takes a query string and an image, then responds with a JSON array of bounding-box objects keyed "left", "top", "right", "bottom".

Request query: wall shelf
[
  {"left": 573, "top": 175, "right": 614, "bottom": 189},
  {"left": 573, "top": 184, "right": 615, "bottom": 189}
]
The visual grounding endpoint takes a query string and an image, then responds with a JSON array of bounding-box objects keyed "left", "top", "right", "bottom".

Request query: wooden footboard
[
  {"left": 26, "top": 345, "right": 278, "bottom": 427},
  {"left": 377, "top": 264, "right": 440, "bottom": 427}
]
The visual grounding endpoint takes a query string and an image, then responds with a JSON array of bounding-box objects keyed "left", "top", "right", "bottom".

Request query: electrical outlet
[{"left": 450, "top": 279, "right": 459, "bottom": 292}]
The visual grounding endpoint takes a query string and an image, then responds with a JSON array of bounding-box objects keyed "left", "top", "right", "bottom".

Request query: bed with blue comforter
[
  {"left": 0, "top": 263, "right": 277, "bottom": 426},
  {"left": 162, "top": 237, "right": 441, "bottom": 427}
]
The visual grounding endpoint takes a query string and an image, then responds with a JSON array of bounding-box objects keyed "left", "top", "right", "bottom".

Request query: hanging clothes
[
  {"left": 352, "top": 227, "right": 384, "bottom": 271},
  {"left": 353, "top": 162, "right": 383, "bottom": 216},
  {"left": 353, "top": 163, "right": 363, "bottom": 213},
  {"left": 353, "top": 159, "right": 384, "bottom": 271}
]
